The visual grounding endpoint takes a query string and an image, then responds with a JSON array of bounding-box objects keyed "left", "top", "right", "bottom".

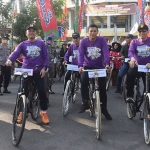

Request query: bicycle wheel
[
  {"left": 95, "top": 91, "right": 101, "bottom": 140},
  {"left": 72, "top": 75, "right": 78, "bottom": 103},
  {"left": 30, "top": 89, "right": 40, "bottom": 121},
  {"left": 62, "top": 80, "right": 72, "bottom": 116},
  {"left": 143, "top": 94, "right": 150, "bottom": 144},
  {"left": 106, "top": 69, "right": 112, "bottom": 91},
  {"left": 127, "top": 102, "right": 136, "bottom": 119},
  {"left": 12, "top": 95, "right": 27, "bottom": 146},
  {"left": 122, "top": 75, "right": 127, "bottom": 103},
  {"left": 89, "top": 81, "right": 94, "bottom": 117}
]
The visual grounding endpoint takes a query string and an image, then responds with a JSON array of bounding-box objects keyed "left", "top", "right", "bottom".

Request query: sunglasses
[{"left": 139, "top": 30, "right": 147, "bottom": 33}]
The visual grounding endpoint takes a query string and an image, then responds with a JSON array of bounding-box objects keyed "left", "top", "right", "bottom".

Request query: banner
[
  {"left": 129, "top": 22, "right": 138, "bottom": 34},
  {"left": 78, "top": 0, "right": 85, "bottom": 33},
  {"left": 86, "top": 3, "right": 136, "bottom": 16},
  {"left": 138, "top": 0, "right": 146, "bottom": 24},
  {"left": 144, "top": 3, "right": 150, "bottom": 37},
  {"left": 36, "top": 0, "right": 59, "bottom": 39}
]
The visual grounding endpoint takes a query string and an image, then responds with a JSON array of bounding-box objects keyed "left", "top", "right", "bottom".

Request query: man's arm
[
  {"left": 101, "top": 37, "right": 110, "bottom": 65},
  {"left": 78, "top": 39, "right": 85, "bottom": 68},
  {"left": 64, "top": 45, "right": 72, "bottom": 63}
]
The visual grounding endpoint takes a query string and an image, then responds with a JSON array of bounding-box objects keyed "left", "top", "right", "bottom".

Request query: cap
[
  {"left": 62, "top": 42, "right": 67, "bottom": 45},
  {"left": 26, "top": 24, "right": 36, "bottom": 30},
  {"left": 138, "top": 24, "right": 148, "bottom": 31},
  {"left": 125, "top": 34, "right": 134, "bottom": 39},
  {"left": 2, "top": 34, "right": 9, "bottom": 40},
  {"left": 47, "top": 36, "right": 52, "bottom": 41},
  {"left": 72, "top": 32, "right": 80, "bottom": 38}
]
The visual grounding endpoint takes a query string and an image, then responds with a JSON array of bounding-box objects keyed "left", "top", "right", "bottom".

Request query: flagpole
[{"left": 74, "top": 0, "right": 79, "bottom": 32}]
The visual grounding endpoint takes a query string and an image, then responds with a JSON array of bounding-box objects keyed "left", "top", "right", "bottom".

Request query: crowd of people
[{"left": 0, "top": 23, "right": 150, "bottom": 126}]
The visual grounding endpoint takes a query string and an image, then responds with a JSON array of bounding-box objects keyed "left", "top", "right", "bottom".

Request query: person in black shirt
[{"left": 115, "top": 34, "right": 134, "bottom": 93}]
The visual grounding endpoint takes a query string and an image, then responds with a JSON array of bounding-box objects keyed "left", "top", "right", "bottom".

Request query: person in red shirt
[{"left": 109, "top": 42, "right": 122, "bottom": 86}]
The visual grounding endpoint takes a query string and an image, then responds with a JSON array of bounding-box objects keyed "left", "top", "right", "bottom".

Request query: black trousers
[
  {"left": 0, "top": 65, "right": 11, "bottom": 88},
  {"left": 81, "top": 67, "right": 107, "bottom": 110},
  {"left": 126, "top": 66, "right": 146, "bottom": 98}
]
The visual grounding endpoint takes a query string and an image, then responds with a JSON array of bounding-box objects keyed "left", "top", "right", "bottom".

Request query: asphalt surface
[{"left": 0, "top": 77, "right": 150, "bottom": 150}]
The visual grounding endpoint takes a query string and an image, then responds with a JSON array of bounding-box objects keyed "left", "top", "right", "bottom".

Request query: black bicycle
[
  {"left": 141, "top": 63, "right": 150, "bottom": 144},
  {"left": 62, "top": 64, "right": 80, "bottom": 116},
  {"left": 83, "top": 69, "right": 106, "bottom": 140},
  {"left": 12, "top": 68, "right": 40, "bottom": 146}
]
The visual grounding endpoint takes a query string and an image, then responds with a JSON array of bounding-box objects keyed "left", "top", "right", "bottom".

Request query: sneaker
[
  {"left": 78, "top": 103, "right": 90, "bottom": 113},
  {"left": 61, "top": 92, "right": 64, "bottom": 95},
  {"left": 3, "top": 89, "right": 11, "bottom": 93},
  {"left": 49, "top": 90, "right": 55, "bottom": 94},
  {"left": 102, "top": 109, "right": 112, "bottom": 120},
  {"left": 126, "top": 97, "right": 134, "bottom": 103},
  {"left": 40, "top": 111, "right": 50, "bottom": 124},
  {"left": 17, "top": 112, "right": 23, "bottom": 124},
  {"left": 114, "top": 89, "right": 121, "bottom": 93}
]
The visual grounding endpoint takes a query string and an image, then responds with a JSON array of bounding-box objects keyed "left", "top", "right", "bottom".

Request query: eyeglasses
[{"left": 139, "top": 30, "right": 147, "bottom": 33}]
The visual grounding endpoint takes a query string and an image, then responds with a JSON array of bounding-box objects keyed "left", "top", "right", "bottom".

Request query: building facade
[{"left": 66, "top": 0, "right": 147, "bottom": 41}]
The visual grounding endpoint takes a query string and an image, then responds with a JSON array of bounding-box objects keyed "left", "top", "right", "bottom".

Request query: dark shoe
[
  {"left": 61, "top": 92, "right": 64, "bottom": 95},
  {"left": 0, "top": 89, "right": 3, "bottom": 96},
  {"left": 3, "top": 89, "right": 11, "bottom": 93},
  {"left": 126, "top": 97, "right": 134, "bottom": 103},
  {"left": 78, "top": 103, "right": 90, "bottom": 113},
  {"left": 102, "top": 109, "right": 112, "bottom": 120},
  {"left": 115, "top": 89, "right": 121, "bottom": 93},
  {"left": 49, "top": 90, "right": 55, "bottom": 94}
]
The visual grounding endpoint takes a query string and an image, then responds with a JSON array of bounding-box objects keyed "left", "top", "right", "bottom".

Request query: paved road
[{"left": 0, "top": 77, "right": 149, "bottom": 150}]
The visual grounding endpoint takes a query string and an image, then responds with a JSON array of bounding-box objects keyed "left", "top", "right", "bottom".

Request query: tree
[{"left": 12, "top": 0, "right": 65, "bottom": 43}]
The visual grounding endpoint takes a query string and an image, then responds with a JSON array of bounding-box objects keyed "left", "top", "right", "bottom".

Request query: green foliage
[{"left": 12, "top": 0, "right": 65, "bottom": 43}]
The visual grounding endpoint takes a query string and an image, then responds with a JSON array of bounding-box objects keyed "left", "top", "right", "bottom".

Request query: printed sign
[
  {"left": 88, "top": 69, "right": 106, "bottom": 78},
  {"left": 138, "top": 65, "right": 150, "bottom": 72},
  {"left": 14, "top": 68, "right": 33, "bottom": 76},
  {"left": 86, "top": 3, "right": 136, "bottom": 16},
  {"left": 67, "top": 64, "right": 78, "bottom": 71},
  {"left": 125, "top": 58, "right": 130, "bottom": 62}
]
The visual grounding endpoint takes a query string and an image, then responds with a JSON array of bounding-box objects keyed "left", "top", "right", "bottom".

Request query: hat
[
  {"left": 47, "top": 36, "right": 52, "bottom": 41},
  {"left": 26, "top": 24, "right": 36, "bottom": 30},
  {"left": 112, "top": 42, "right": 122, "bottom": 49},
  {"left": 62, "top": 42, "right": 67, "bottom": 45},
  {"left": 138, "top": 24, "right": 148, "bottom": 31},
  {"left": 2, "top": 34, "right": 9, "bottom": 40},
  {"left": 125, "top": 34, "right": 134, "bottom": 39},
  {"left": 72, "top": 32, "right": 80, "bottom": 38}
]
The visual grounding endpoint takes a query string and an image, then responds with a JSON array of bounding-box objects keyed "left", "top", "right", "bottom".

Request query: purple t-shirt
[
  {"left": 64, "top": 44, "right": 79, "bottom": 65},
  {"left": 78, "top": 36, "right": 110, "bottom": 68},
  {"left": 128, "top": 38, "right": 150, "bottom": 65},
  {"left": 9, "top": 40, "right": 49, "bottom": 73}
]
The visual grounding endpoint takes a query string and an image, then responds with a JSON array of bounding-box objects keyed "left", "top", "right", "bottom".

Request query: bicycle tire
[
  {"left": 12, "top": 95, "right": 27, "bottom": 146},
  {"left": 72, "top": 75, "right": 78, "bottom": 103},
  {"left": 143, "top": 93, "right": 150, "bottom": 144},
  {"left": 62, "top": 80, "right": 72, "bottom": 116},
  {"left": 30, "top": 89, "right": 40, "bottom": 121},
  {"left": 95, "top": 91, "right": 101, "bottom": 140},
  {"left": 89, "top": 81, "right": 94, "bottom": 117},
  {"left": 106, "top": 69, "right": 112, "bottom": 91},
  {"left": 126, "top": 102, "right": 136, "bottom": 119},
  {"left": 122, "top": 75, "right": 127, "bottom": 103}
]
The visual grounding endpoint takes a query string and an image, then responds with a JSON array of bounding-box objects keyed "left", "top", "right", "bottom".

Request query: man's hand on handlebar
[
  {"left": 63, "top": 61, "right": 67, "bottom": 65},
  {"left": 129, "top": 57, "right": 138, "bottom": 68},
  {"left": 79, "top": 67, "right": 83, "bottom": 74},
  {"left": 5, "top": 59, "right": 12, "bottom": 66}
]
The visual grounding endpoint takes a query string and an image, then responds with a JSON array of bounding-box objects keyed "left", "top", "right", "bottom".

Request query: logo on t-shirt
[
  {"left": 136, "top": 45, "right": 150, "bottom": 57},
  {"left": 87, "top": 47, "right": 101, "bottom": 59},
  {"left": 73, "top": 50, "right": 78, "bottom": 59},
  {"left": 26, "top": 45, "right": 41, "bottom": 58}
]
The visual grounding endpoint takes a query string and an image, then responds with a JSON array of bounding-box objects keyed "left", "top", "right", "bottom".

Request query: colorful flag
[
  {"left": 36, "top": 0, "right": 59, "bottom": 40},
  {"left": 144, "top": 3, "right": 150, "bottom": 37},
  {"left": 138, "top": 0, "right": 146, "bottom": 24},
  {"left": 78, "top": 0, "right": 85, "bottom": 33}
]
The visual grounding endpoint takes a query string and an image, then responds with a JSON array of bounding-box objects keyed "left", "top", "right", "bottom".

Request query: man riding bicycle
[
  {"left": 62, "top": 32, "right": 80, "bottom": 95},
  {"left": 115, "top": 34, "right": 134, "bottom": 93},
  {"left": 78, "top": 24, "right": 112, "bottom": 120},
  {"left": 126, "top": 24, "right": 150, "bottom": 103},
  {"left": 6, "top": 24, "right": 50, "bottom": 124}
]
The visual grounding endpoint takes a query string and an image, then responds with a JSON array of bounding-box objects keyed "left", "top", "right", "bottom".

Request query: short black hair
[{"left": 88, "top": 24, "right": 98, "bottom": 31}]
